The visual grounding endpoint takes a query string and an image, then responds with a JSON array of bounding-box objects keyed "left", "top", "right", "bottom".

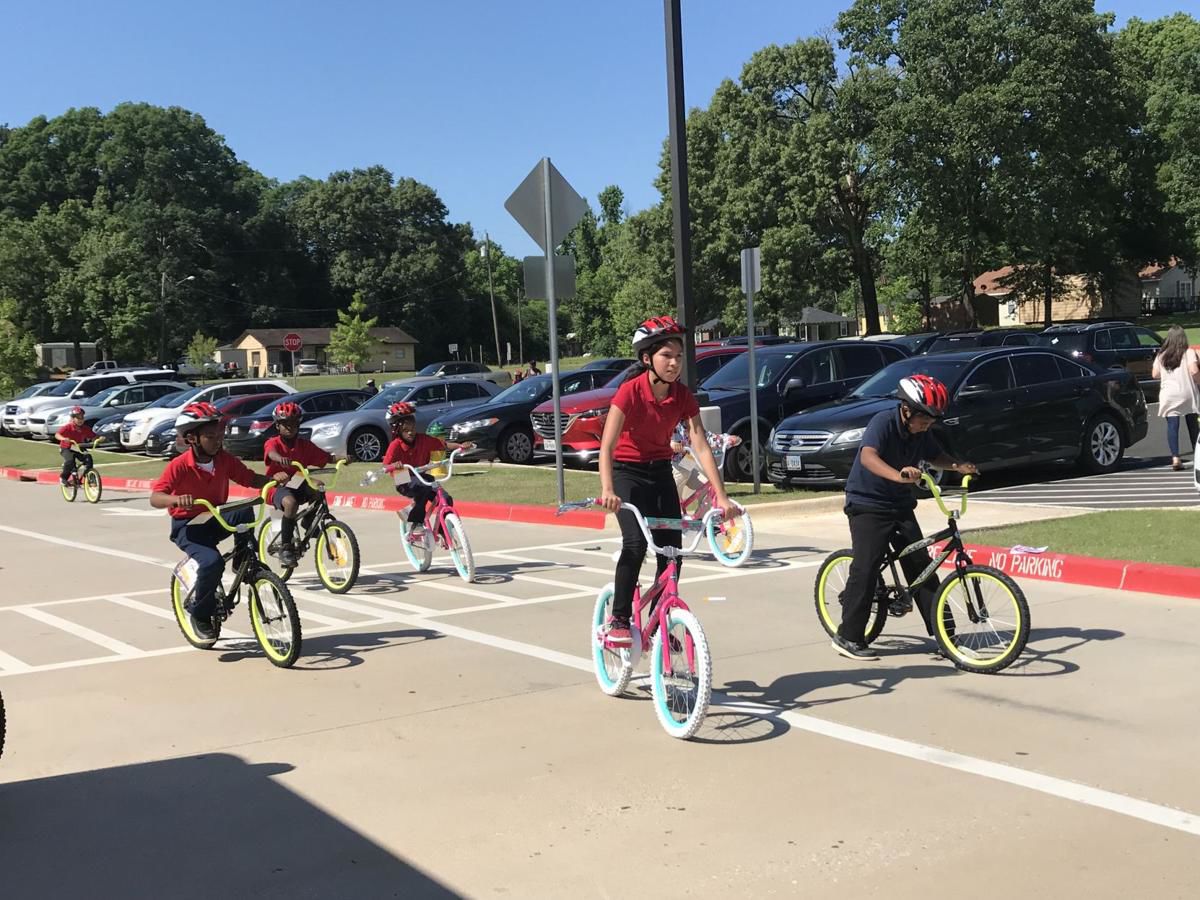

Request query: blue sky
[{"left": 2, "top": 0, "right": 1188, "bottom": 254}]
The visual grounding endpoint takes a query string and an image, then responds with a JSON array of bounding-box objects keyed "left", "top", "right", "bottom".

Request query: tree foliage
[
  {"left": 0, "top": 297, "right": 35, "bottom": 396},
  {"left": 186, "top": 331, "right": 219, "bottom": 368},
  {"left": 327, "top": 292, "right": 379, "bottom": 373}
]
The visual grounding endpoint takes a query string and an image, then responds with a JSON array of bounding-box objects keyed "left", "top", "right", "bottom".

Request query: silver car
[{"left": 303, "top": 377, "right": 501, "bottom": 461}]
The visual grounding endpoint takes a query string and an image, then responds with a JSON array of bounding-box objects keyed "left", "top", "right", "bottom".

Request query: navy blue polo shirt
[{"left": 843, "top": 406, "right": 943, "bottom": 511}]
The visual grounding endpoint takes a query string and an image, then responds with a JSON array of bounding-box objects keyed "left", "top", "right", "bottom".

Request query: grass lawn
[
  {"left": 0, "top": 436, "right": 133, "bottom": 470},
  {"left": 1141, "top": 313, "right": 1200, "bottom": 345},
  {"left": 966, "top": 510, "right": 1198, "bottom": 568}
]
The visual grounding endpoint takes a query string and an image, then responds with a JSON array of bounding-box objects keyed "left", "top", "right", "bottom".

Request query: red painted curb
[{"left": 0, "top": 467, "right": 607, "bottom": 530}]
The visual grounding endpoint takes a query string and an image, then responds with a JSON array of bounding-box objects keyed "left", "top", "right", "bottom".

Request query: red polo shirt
[
  {"left": 383, "top": 434, "right": 445, "bottom": 472},
  {"left": 152, "top": 448, "right": 261, "bottom": 520},
  {"left": 56, "top": 422, "right": 98, "bottom": 450},
  {"left": 263, "top": 435, "right": 332, "bottom": 478},
  {"left": 611, "top": 374, "right": 700, "bottom": 462}
]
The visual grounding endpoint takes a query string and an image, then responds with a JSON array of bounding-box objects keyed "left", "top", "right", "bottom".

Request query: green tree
[
  {"left": 186, "top": 331, "right": 219, "bottom": 369},
  {"left": 0, "top": 297, "right": 35, "bottom": 397},
  {"left": 328, "top": 292, "right": 379, "bottom": 383}
]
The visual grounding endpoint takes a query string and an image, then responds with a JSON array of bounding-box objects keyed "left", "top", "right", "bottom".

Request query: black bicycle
[
  {"left": 60, "top": 438, "right": 104, "bottom": 503},
  {"left": 171, "top": 486, "right": 302, "bottom": 668},
  {"left": 814, "top": 472, "right": 1030, "bottom": 673},
  {"left": 256, "top": 460, "right": 360, "bottom": 593}
]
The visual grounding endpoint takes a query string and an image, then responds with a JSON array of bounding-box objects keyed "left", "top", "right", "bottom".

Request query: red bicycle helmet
[
  {"left": 174, "top": 401, "right": 223, "bottom": 435},
  {"left": 69, "top": 406, "right": 86, "bottom": 417},
  {"left": 387, "top": 401, "right": 417, "bottom": 425},
  {"left": 897, "top": 374, "right": 949, "bottom": 418},
  {"left": 272, "top": 401, "right": 302, "bottom": 423},
  {"left": 631, "top": 314, "right": 685, "bottom": 355}
]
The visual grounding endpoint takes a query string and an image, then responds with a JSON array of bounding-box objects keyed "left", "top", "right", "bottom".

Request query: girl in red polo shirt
[
  {"left": 598, "top": 316, "right": 736, "bottom": 644},
  {"left": 382, "top": 402, "right": 474, "bottom": 535},
  {"left": 150, "top": 402, "right": 287, "bottom": 640}
]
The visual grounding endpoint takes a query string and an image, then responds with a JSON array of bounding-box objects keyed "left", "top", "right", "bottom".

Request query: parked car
[
  {"left": 3, "top": 369, "right": 182, "bottom": 437},
  {"left": 294, "top": 358, "right": 322, "bottom": 376},
  {"left": 529, "top": 346, "right": 750, "bottom": 464},
  {"left": 92, "top": 388, "right": 192, "bottom": 448},
  {"left": 120, "top": 379, "right": 292, "bottom": 450},
  {"left": 695, "top": 341, "right": 907, "bottom": 480},
  {"left": 224, "top": 388, "right": 372, "bottom": 458},
  {"left": 1, "top": 382, "right": 57, "bottom": 435},
  {"left": 69, "top": 360, "right": 123, "bottom": 376},
  {"left": 432, "top": 367, "right": 625, "bottom": 464},
  {"left": 145, "top": 392, "right": 289, "bottom": 458},
  {"left": 173, "top": 357, "right": 221, "bottom": 378},
  {"left": 409, "top": 360, "right": 513, "bottom": 388},
  {"left": 922, "top": 328, "right": 1040, "bottom": 354},
  {"left": 882, "top": 332, "right": 941, "bottom": 355},
  {"left": 303, "top": 377, "right": 502, "bottom": 462},
  {"left": 1034, "top": 321, "right": 1163, "bottom": 399},
  {"left": 578, "top": 358, "right": 634, "bottom": 371},
  {"left": 766, "top": 347, "right": 1148, "bottom": 487},
  {"left": 716, "top": 334, "right": 794, "bottom": 346},
  {"left": 33, "top": 381, "right": 191, "bottom": 439}
]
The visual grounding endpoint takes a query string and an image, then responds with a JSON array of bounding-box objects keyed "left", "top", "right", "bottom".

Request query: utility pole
[
  {"left": 664, "top": 0, "right": 697, "bottom": 388},
  {"left": 158, "top": 272, "right": 194, "bottom": 365},
  {"left": 483, "top": 233, "right": 502, "bottom": 366}
]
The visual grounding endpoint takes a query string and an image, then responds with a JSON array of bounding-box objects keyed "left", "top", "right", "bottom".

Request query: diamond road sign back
[
  {"left": 523, "top": 255, "right": 577, "bottom": 300},
  {"left": 504, "top": 159, "right": 589, "bottom": 250}
]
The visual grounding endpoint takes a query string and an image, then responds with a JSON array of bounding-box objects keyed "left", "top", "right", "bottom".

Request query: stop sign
[{"left": 282, "top": 333, "right": 302, "bottom": 353}]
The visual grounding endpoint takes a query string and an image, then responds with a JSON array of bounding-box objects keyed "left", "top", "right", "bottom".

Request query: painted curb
[{"left": 0, "top": 466, "right": 607, "bottom": 530}]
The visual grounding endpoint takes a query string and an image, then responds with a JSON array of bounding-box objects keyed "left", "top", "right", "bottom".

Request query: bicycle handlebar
[
  {"left": 556, "top": 497, "right": 741, "bottom": 558},
  {"left": 66, "top": 437, "right": 105, "bottom": 452},
  {"left": 191, "top": 483, "right": 272, "bottom": 532},
  {"left": 920, "top": 471, "right": 973, "bottom": 519},
  {"left": 287, "top": 458, "right": 348, "bottom": 492},
  {"left": 385, "top": 447, "right": 465, "bottom": 487}
]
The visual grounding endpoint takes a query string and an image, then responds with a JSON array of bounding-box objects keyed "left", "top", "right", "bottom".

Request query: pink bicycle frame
[
  {"left": 395, "top": 449, "right": 465, "bottom": 551},
  {"left": 628, "top": 558, "right": 695, "bottom": 677}
]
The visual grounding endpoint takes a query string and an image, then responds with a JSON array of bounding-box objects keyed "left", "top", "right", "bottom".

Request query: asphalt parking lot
[{"left": 1, "top": 478, "right": 1198, "bottom": 898}]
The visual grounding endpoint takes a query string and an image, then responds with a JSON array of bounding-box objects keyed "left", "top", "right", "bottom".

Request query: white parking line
[
  {"left": 105, "top": 593, "right": 248, "bottom": 639},
  {"left": 9, "top": 606, "right": 144, "bottom": 656},
  {"left": 0, "top": 648, "right": 33, "bottom": 673}
]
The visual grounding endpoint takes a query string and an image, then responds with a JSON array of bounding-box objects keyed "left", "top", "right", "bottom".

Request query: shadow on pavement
[
  {"left": 0, "top": 754, "right": 461, "bottom": 899},
  {"left": 999, "top": 626, "right": 1124, "bottom": 677},
  {"left": 217, "top": 628, "right": 444, "bottom": 669},
  {"left": 689, "top": 709, "right": 791, "bottom": 745},
  {"left": 721, "top": 662, "right": 955, "bottom": 712}
]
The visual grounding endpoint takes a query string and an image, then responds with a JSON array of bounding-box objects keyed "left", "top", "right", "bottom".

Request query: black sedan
[
  {"left": 223, "top": 389, "right": 372, "bottom": 459},
  {"left": 766, "top": 347, "right": 1148, "bottom": 487},
  {"left": 430, "top": 367, "right": 624, "bottom": 463}
]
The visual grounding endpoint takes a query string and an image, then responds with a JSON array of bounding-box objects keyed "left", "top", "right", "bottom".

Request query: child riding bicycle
[
  {"left": 55, "top": 406, "right": 98, "bottom": 485},
  {"left": 597, "top": 315, "right": 736, "bottom": 646},
  {"left": 150, "top": 402, "right": 288, "bottom": 640},
  {"left": 833, "top": 374, "right": 977, "bottom": 661},
  {"left": 381, "top": 402, "right": 474, "bottom": 536},
  {"left": 263, "top": 400, "right": 345, "bottom": 568}
]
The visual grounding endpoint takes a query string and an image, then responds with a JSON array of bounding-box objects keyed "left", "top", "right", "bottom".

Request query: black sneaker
[
  {"left": 831, "top": 634, "right": 879, "bottom": 661},
  {"left": 278, "top": 548, "right": 300, "bottom": 568},
  {"left": 191, "top": 614, "right": 218, "bottom": 641}
]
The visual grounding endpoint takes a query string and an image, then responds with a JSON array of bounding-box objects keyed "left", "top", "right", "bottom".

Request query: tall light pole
[
  {"left": 482, "top": 234, "right": 502, "bottom": 366},
  {"left": 664, "top": 0, "right": 697, "bottom": 388},
  {"left": 158, "top": 273, "right": 195, "bottom": 364}
]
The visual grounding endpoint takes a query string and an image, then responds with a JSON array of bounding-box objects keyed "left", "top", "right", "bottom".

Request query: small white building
[
  {"left": 1140, "top": 261, "right": 1198, "bottom": 313},
  {"left": 34, "top": 342, "right": 99, "bottom": 371}
]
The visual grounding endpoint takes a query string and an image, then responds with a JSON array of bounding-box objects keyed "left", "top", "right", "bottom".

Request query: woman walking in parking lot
[{"left": 1151, "top": 325, "right": 1200, "bottom": 471}]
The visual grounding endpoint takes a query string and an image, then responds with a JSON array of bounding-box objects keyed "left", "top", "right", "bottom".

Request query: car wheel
[
  {"left": 1079, "top": 414, "right": 1124, "bottom": 474},
  {"left": 724, "top": 426, "right": 767, "bottom": 483},
  {"left": 498, "top": 426, "right": 534, "bottom": 464},
  {"left": 349, "top": 427, "right": 386, "bottom": 462}
]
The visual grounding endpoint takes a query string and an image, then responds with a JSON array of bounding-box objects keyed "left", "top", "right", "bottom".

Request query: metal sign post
[
  {"left": 741, "top": 248, "right": 762, "bottom": 493},
  {"left": 506, "top": 158, "right": 589, "bottom": 507},
  {"left": 283, "top": 332, "right": 303, "bottom": 389}
]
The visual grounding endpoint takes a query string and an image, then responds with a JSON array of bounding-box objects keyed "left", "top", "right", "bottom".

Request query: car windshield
[
  {"left": 890, "top": 334, "right": 932, "bottom": 353},
  {"left": 415, "top": 364, "right": 442, "bottom": 377},
  {"left": 145, "top": 390, "right": 191, "bottom": 409},
  {"left": 1033, "top": 332, "right": 1088, "bottom": 354},
  {"left": 361, "top": 386, "right": 411, "bottom": 410},
  {"left": 928, "top": 335, "right": 981, "bottom": 353},
  {"left": 701, "top": 350, "right": 801, "bottom": 390},
  {"left": 46, "top": 379, "right": 81, "bottom": 397},
  {"left": 85, "top": 385, "right": 126, "bottom": 406},
  {"left": 849, "top": 357, "right": 972, "bottom": 398},
  {"left": 492, "top": 375, "right": 552, "bottom": 404},
  {"left": 15, "top": 384, "right": 50, "bottom": 400}
]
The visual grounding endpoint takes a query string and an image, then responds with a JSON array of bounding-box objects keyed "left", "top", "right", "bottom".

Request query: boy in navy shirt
[{"left": 833, "top": 374, "right": 976, "bottom": 661}]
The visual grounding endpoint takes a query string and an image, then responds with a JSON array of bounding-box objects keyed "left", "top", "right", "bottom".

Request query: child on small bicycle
[
  {"left": 381, "top": 402, "right": 474, "bottom": 535},
  {"left": 263, "top": 400, "right": 344, "bottom": 567},
  {"left": 597, "top": 315, "right": 737, "bottom": 645},
  {"left": 55, "top": 406, "right": 98, "bottom": 485},
  {"left": 150, "top": 402, "right": 288, "bottom": 639},
  {"left": 833, "top": 374, "right": 977, "bottom": 661}
]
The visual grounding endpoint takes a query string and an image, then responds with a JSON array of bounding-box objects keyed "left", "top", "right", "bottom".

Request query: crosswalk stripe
[
  {"left": 11, "top": 606, "right": 144, "bottom": 656},
  {"left": 0, "top": 647, "right": 32, "bottom": 673},
  {"left": 105, "top": 594, "right": 248, "bottom": 639}
]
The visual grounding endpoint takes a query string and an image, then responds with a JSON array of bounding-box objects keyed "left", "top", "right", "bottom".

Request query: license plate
[
  {"left": 230, "top": 426, "right": 241, "bottom": 435},
  {"left": 786, "top": 454, "right": 804, "bottom": 471},
  {"left": 543, "top": 439, "right": 557, "bottom": 451}
]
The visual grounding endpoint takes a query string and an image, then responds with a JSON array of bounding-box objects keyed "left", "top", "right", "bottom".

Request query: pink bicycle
[
  {"left": 361, "top": 448, "right": 476, "bottom": 582},
  {"left": 673, "top": 433, "right": 753, "bottom": 567},
  {"left": 558, "top": 498, "right": 717, "bottom": 740}
]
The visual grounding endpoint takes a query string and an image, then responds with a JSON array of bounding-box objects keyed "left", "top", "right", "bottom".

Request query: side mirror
[{"left": 782, "top": 377, "right": 806, "bottom": 395}]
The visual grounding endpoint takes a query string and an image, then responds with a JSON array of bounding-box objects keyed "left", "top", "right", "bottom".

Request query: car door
[
  {"left": 777, "top": 347, "right": 843, "bottom": 418},
  {"left": 1010, "top": 352, "right": 1081, "bottom": 461},
  {"left": 1108, "top": 327, "right": 1151, "bottom": 380},
  {"left": 408, "top": 383, "right": 449, "bottom": 429},
  {"left": 943, "top": 357, "right": 1027, "bottom": 466},
  {"left": 1132, "top": 327, "right": 1163, "bottom": 385}
]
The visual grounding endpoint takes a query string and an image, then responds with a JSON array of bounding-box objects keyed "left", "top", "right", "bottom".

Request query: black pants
[
  {"left": 273, "top": 482, "right": 320, "bottom": 544},
  {"left": 612, "top": 461, "right": 683, "bottom": 622},
  {"left": 396, "top": 479, "right": 440, "bottom": 526},
  {"left": 838, "top": 505, "right": 938, "bottom": 643},
  {"left": 60, "top": 448, "right": 88, "bottom": 482}
]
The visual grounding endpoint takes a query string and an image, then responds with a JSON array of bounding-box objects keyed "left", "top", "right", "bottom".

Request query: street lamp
[{"left": 158, "top": 273, "right": 195, "bottom": 365}]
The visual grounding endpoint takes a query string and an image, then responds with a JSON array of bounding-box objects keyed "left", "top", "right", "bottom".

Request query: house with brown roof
[
  {"left": 974, "top": 266, "right": 1140, "bottom": 325},
  {"left": 228, "top": 327, "right": 418, "bottom": 377},
  {"left": 1139, "top": 260, "right": 1198, "bottom": 313}
]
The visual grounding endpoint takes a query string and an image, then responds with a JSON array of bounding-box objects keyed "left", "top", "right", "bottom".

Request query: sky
[{"left": 1, "top": 0, "right": 1190, "bottom": 255}]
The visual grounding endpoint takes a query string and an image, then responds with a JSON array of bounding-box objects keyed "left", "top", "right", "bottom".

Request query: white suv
[
  {"left": 119, "top": 379, "right": 293, "bottom": 449},
  {"left": 3, "top": 370, "right": 171, "bottom": 437}
]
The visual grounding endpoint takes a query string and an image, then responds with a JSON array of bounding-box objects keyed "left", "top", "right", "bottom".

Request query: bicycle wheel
[
  {"left": 814, "top": 550, "right": 887, "bottom": 644},
  {"left": 706, "top": 509, "right": 754, "bottom": 568},
  {"left": 650, "top": 608, "right": 712, "bottom": 740},
  {"left": 0, "top": 690, "right": 5, "bottom": 760},
  {"left": 590, "top": 584, "right": 633, "bottom": 696},
  {"left": 400, "top": 518, "right": 433, "bottom": 572},
  {"left": 444, "top": 513, "right": 475, "bottom": 583},
  {"left": 933, "top": 565, "right": 1029, "bottom": 673},
  {"left": 256, "top": 519, "right": 294, "bottom": 581},
  {"left": 170, "top": 569, "right": 220, "bottom": 649},
  {"left": 316, "top": 519, "right": 360, "bottom": 594},
  {"left": 60, "top": 476, "right": 77, "bottom": 503},
  {"left": 248, "top": 570, "right": 302, "bottom": 668},
  {"left": 83, "top": 469, "right": 102, "bottom": 503}
]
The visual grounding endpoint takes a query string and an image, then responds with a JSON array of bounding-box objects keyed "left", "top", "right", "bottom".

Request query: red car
[{"left": 530, "top": 346, "right": 746, "bottom": 463}]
